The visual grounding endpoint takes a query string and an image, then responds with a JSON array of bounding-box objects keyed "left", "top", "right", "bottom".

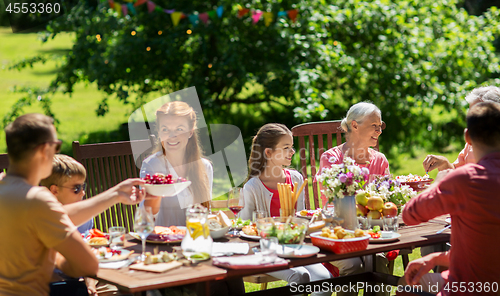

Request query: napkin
[
  {"left": 99, "top": 260, "right": 131, "bottom": 269},
  {"left": 211, "top": 242, "right": 249, "bottom": 257},
  {"left": 212, "top": 254, "right": 288, "bottom": 269}
]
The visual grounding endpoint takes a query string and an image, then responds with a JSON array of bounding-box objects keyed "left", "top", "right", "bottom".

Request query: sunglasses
[{"left": 59, "top": 182, "right": 87, "bottom": 194}]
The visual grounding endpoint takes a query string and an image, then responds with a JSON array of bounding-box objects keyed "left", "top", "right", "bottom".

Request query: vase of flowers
[{"left": 316, "top": 157, "right": 370, "bottom": 230}]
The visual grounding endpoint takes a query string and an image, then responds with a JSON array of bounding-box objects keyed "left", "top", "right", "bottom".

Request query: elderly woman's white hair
[
  {"left": 465, "top": 86, "right": 500, "bottom": 105},
  {"left": 340, "top": 102, "right": 381, "bottom": 133}
]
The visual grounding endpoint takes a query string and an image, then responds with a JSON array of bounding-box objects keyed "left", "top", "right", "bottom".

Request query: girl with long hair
[
  {"left": 240, "top": 123, "right": 332, "bottom": 296},
  {"left": 140, "top": 101, "right": 212, "bottom": 227}
]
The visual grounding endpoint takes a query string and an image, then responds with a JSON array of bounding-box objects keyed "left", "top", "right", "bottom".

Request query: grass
[{"left": 1, "top": 27, "right": 457, "bottom": 295}]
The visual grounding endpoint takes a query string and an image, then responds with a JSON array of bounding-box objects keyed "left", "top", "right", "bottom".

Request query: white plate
[
  {"left": 276, "top": 244, "right": 320, "bottom": 258},
  {"left": 295, "top": 210, "right": 318, "bottom": 220},
  {"left": 97, "top": 249, "right": 131, "bottom": 262},
  {"left": 445, "top": 217, "right": 451, "bottom": 224},
  {"left": 239, "top": 231, "right": 261, "bottom": 240},
  {"left": 369, "top": 232, "right": 401, "bottom": 243},
  {"left": 143, "top": 181, "right": 191, "bottom": 197}
]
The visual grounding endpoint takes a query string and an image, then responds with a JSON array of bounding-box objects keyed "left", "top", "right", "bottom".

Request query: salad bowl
[{"left": 256, "top": 217, "right": 308, "bottom": 244}]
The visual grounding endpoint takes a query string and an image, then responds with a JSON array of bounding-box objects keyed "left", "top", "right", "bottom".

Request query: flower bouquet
[{"left": 316, "top": 157, "right": 370, "bottom": 230}]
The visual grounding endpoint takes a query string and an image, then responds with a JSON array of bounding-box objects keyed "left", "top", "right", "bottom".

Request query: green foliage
[{"left": 5, "top": 0, "right": 500, "bottom": 154}]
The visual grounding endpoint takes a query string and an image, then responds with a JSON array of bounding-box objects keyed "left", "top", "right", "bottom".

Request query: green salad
[
  {"left": 232, "top": 218, "right": 251, "bottom": 228},
  {"left": 261, "top": 222, "right": 307, "bottom": 244}
]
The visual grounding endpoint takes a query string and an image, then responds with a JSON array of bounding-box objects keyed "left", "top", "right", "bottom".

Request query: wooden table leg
[{"left": 195, "top": 281, "right": 210, "bottom": 296}]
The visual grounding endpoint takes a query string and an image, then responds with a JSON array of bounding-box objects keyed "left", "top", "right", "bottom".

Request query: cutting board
[{"left": 129, "top": 261, "right": 182, "bottom": 273}]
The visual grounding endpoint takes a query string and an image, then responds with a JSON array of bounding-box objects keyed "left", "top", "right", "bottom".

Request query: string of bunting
[{"left": 104, "top": 0, "right": 299, "bottom": 26}]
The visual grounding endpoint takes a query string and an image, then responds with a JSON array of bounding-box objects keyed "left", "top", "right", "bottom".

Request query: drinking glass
[
  {"left": 259, "top": 237, "right": 278, "bottom": 263},
  {"left": 109, "top": 226, "right": 126, "bottom": 250},
  {"left": 252, "top": 210, "right": 267, "bottom": 222},
  {"left": 227, "top": 187, "right": 245, "bottom": 236},
  {"left": 134, "top": 206, "right": 154, "bottom": 261},
  {"left": 382, "top": 215, "right": 398, "bottom": 232}
]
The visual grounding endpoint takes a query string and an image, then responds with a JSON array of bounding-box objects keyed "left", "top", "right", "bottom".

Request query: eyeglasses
[
  {"left": 46, "top": 140, "right": 62, "bottom": 153},
  {"left": 59, "top": 182, "right": 87, "bottom": 194}
]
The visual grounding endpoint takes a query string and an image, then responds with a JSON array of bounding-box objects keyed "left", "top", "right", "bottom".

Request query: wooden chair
[
  {"left": 210, "top": 199, "right": 281, "bottom": 290},
  {"left": 0, "top": 153, "right": 9, "bottom": 173},
  {"left": 72, "top": 138, "right": 155, "bottom": 233}
]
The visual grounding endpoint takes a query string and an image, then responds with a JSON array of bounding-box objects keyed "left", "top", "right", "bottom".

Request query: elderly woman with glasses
[{"left": 423, "top": 86, "right": 500, "bottom": 172}]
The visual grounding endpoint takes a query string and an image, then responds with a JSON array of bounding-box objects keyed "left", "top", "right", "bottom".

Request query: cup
[
  {"left": 252, "top": 210, "right": 267, "bottom": 222},
  {"left": 109, "top": 226, "right": 126, "bottom": 249},
  {"left": 358, "top": 216, "right": 370, "bottom": 230},
  {"left": 259, "top": 237, "right": 278, "bottom": 263},
  {"left": 382, "top": 216, "right": 398, "bottom": 232}
]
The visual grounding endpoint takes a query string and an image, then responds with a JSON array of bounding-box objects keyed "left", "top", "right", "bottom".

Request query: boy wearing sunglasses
[{"left": 41, "top": 154, "right": 92, "bottom": 234}]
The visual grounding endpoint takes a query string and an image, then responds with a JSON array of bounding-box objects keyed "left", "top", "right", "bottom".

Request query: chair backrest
[
  {"left": 0, "top": 154, "right": 9, "bottom": 173},
  {"left": 291, "top": 120, "right": 379, "bottom": 210},
  {"left": 72, "top": 138, "right": 155, "bottom": 232}
]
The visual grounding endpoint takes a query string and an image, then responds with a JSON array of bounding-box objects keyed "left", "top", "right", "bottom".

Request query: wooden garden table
[{"left": 95, "top": 215, "right": 450, "bottom": 296}]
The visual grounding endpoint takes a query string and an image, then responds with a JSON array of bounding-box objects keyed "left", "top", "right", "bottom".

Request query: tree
[{"left": 6, "top": 0, "right": 500, "bottom": 153}]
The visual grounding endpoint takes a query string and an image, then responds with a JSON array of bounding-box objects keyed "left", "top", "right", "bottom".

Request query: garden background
[{"left": 1, "top": 0, "right": 499, "bottom": 293}]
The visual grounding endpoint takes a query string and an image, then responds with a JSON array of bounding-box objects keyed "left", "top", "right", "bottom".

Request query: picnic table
[{"left": 95, "top": 216, "right": 451, "bottom": 296}]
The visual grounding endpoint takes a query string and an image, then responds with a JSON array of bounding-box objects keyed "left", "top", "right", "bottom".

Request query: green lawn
[{"left": 1, "top": 26, "right": 456, "bottom": 295}]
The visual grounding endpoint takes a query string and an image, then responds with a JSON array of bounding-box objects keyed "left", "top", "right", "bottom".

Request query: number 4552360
[{"left": 5, "top": 3, "right": 61, "bottom": 14}]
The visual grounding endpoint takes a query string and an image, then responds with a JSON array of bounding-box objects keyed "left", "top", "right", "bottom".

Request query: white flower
[{"left": 328, "top": 156, "right": 338, "bottom": 163}]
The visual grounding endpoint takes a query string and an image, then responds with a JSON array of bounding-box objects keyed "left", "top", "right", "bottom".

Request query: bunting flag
[
  {"left": 238, "top": 8, "right": 250, "bottom": 18},
  {"left": 108, "top": 1, "right": 299, "bottom": 27},
  {"left": 188, "top": 14, "right": 199, "bottom": 26},
  {"left": 287, "top": 9, "right": 298, "bottom": 23},
  {"left": 171, "top": 12, "right": 183, "bottom": 27},
  {"left": 252, "top": 10, "right": 263, "bottom": 25},
  {"left": 263, "top": 12, "right": 273, "bottom": 27},
  {"left": 114, "top": 3, "right": 122, "bottom": 16},
  {"left": 122, "top": 4, "right": 128, "bottom": 15},
  {"left": 147, "top": 1, "right": 155, "bottom": 13},
  {"left": 133, "top": 0, "right": 146, "bottom": 7},
  {"left": 199, "top": 12, "right": 209, "bottom": 25},
  {"left": 207, "top": 10, "right": 217, "bottom": 20},
  {"left": 127, "top": 3, "right": 136, "bottom": 15},
  {"left": 216, "top": 6, "right": 223, "bottom": 18}
]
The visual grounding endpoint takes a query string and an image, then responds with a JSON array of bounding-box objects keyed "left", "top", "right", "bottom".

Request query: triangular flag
[
  {"left": 114, "top": 3, "right": 122, "bottom": 16},
  {"left": 188, "top": 14, "right": 199, "bottom": 26},
  {"left": 199, "top": 12, "right": 209, "bottom": 25},
  {"left": 287, "top": 9, "right": 298, "bottom": 22},
  {"left": 171, "top": 12, "right": 182, "bottom": 26},
  {"left": 181, "top": 13, "right": 187, "bottom": 19},
  {"left": 127, "top": 3, "right": 136, "bottom": 15},
  {"left": 164, "top": 9, "right": 175, "bottom": 14},
  {"left": 216, "top": 6, "right": 223, "bottom": 18},
  {"left": 238, "top": 8, "right": 250, "bottom": 18},
  {"left": 252, "top": 10, "right": 263, "bottom": 25},
  {"left": 133, "top": 0, "right": 147, "bottom": 7},
  {"left": 277, "top": 11, "right": 287, "bottom": 17},
  {"left": 155, "top": 6, "right": 163, "bottom": 12},
  {"left": 108, "top": 0, "right": 114, "bottom": 8},
  {"left": 263, "top": 12, "right": 273, "bottom": 27},
  {"left": 121, "top": 4, "right": 128, "bottom": 15},
  {"left": 147, "top": 1, "right": 155, "bottom": 13},
  {"left": 208, "top": 10, "right": 217, "bottom": 19}
]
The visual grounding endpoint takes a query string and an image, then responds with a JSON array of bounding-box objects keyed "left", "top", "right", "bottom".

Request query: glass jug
[{"left": 181, "top": 204, "right": 212, "bottom": 257}]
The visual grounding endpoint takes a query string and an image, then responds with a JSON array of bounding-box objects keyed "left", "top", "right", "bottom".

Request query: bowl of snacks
[
  {"left": 256, "top": 217, "right": 309, "bottom": 244},
  {"left": 396, "top": 174, "right": 433, "bottom": 192},
  {"left": 208, "top": 219, "right": 230, "bottom": 239},
  {"left": 310, "top": 226, "right": 370, "bottom": 254},
  {"left": 142, "top": 173, "right": 191, "bottom": 197}
]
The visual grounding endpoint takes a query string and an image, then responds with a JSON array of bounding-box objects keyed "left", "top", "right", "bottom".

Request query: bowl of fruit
[
  {"left": 395, "top": 174, "right": 433, "bottom": 192},
  {"left": 142, "top": 173, "right": 191, "bottom": 197}
]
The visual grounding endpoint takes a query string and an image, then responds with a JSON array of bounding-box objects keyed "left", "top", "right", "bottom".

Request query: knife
[{"left": 436, "top": 224, "right": 451, "bottom": 234}]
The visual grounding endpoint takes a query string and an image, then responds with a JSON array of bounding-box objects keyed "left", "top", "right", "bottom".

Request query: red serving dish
[{"left": 310, "top": 231, "right": 370, "bottom": 254}]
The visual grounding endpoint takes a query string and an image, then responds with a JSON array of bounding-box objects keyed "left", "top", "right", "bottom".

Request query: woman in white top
[{"left": 141, "top": 101, "right": 213, "bottom": 227}]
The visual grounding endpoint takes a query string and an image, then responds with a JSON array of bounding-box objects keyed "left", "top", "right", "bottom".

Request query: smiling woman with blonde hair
[{"left": 140, "top": 101, "right": 213, "bottom": 227}]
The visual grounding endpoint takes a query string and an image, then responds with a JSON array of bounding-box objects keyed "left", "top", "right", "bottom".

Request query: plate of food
[
  {"left": 84, "top": 229, "right": 110, "bottom": 247},
  {"left": 130, "top": 226, "right": 186, "bottom": 244},
  {"left": 93, "top": 247, "right": 132, "bottom": 262},
  {"left": 239, "top": 224, "right": 260, "bottom": 240},
  {"left": 142, "top": 174, "right": 191, "bottom": 197},
  {"left": 369, "top": 231, "right": 401, "bottom": 243},
  {"left": 396, "top": 174, "right": 433, "bottom": 192},
  {"left": 231, "top": 218, "right": 252, "bottom": 230},
  {"left": 276, "top": 244, "right": 320, "bottom": 258},
  {"left": 296, "top": 209, "right": 321, "bottom": 219}
]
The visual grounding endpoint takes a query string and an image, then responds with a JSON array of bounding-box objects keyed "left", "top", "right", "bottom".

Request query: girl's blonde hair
[
  {"left": 154, "top": 101, "right": 210, "bottom": 206},
  {"left": 247, "top": 123, "right": 292, "bottom": 180}
]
